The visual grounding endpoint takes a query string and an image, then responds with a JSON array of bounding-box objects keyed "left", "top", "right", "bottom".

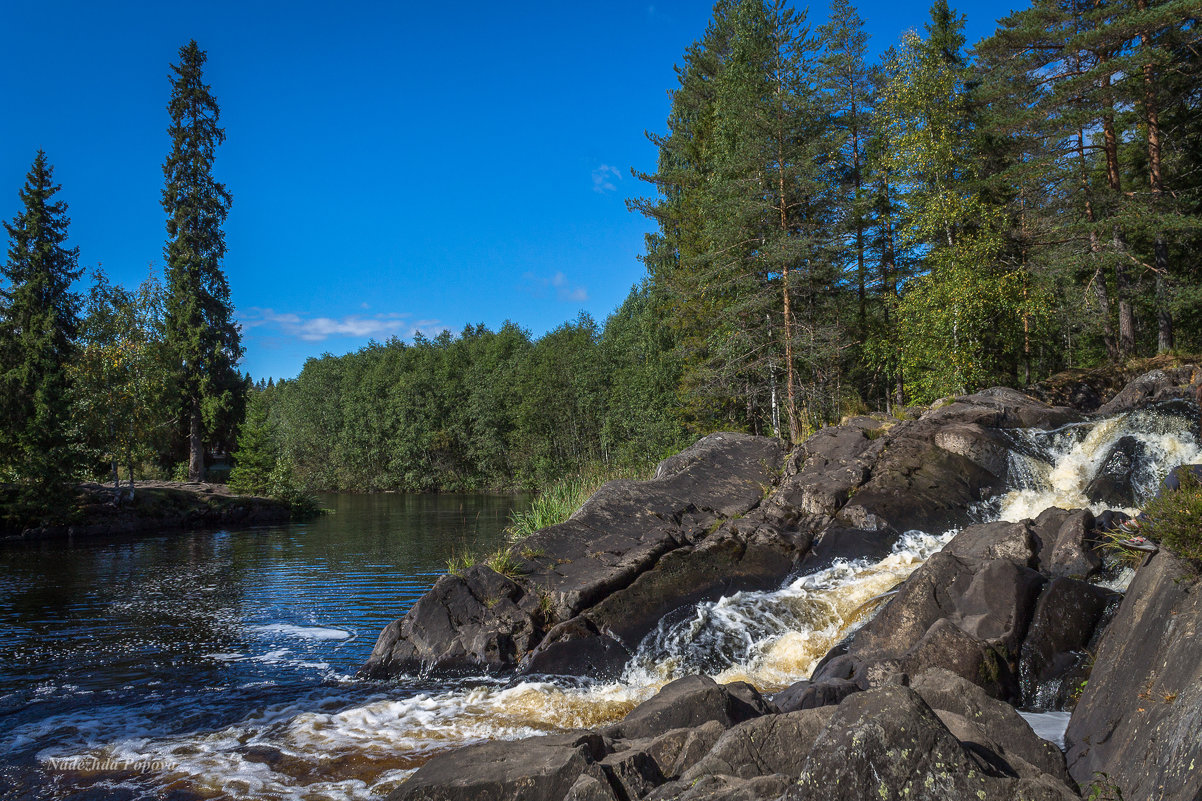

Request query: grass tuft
[{"left": 506, "top": 462, "right": 654, "bottom": 542}]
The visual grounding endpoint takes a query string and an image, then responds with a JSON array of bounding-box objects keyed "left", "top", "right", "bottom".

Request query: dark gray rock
[
  {"left": 579, "top": 519, "right": 808, "bottom": 657},
  {"left": 1095, "top": 367, "right": 1198, "bottom": 415},
  {"left": 773, "top": 678, "right": 860, "bottom": 712},
  {"left": 1020, "top": 577, "right": 1116, "bottom": 709},
  {"left": 387, "top": 731, "right": 610, "bottom": 801},
  {"left": 768, "top": 417, "right": 882, "bottom": 517},
  {"left": 1084, "top": 435, "right": 1149, "bottom": 508},
  {"left": 563, "top": 774, "right": 619, "bottom": 801},
  {"left": 603, "top": 676, "right": 772, "bottom": 741},
  {"left": 911, "top": 668, "right": 1070, "bottom": 785},
  {"left": 1066, "top": 551, "right": 1202, "bottom": 801},
  {"left": 648, "top": 773, "right": 790, "bottom": 801},
  {"left": 786, "top": 685, "right": 1078, "bottom": 801},
  {"left": 678, "top": 707, "right": 835, "bottom": 783},
  {"left": 364, "top": 433, "right": 787, "bottom": 678}
]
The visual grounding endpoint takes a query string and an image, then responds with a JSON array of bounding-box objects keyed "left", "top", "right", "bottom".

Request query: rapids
[{"left": 17, "top": 407, "right": 1202, "bottom": 800}]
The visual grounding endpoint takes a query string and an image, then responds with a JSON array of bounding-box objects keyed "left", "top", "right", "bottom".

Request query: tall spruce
[
  {"left": 0, "top": 151, "right": 82, "bottom": 515},
  {"left": 162, "top": 40, "right": 242, "bottom": 481}
]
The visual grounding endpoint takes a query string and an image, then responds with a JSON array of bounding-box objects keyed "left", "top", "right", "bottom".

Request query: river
[{"left": 0, "top": 493, "right": 522, "bottom": 799}]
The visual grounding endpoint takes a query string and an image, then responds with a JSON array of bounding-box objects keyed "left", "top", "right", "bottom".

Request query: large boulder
[
  {"left": 364, "top": 433, "right": 788, "bottom": 677},
  {"left": 1065, "top": 551, "right": 1202, "bottom": 801},
  {"left": 602, "top": 676, "right": 772, "bottom": 740},
  {"left": 786, "top": 685, "right": 1078, "bottom": 801},
  {"left": 387, "top": 731, "right": 611, "bottom": 801},
  {"left": 1019, "top": 577, "right": 1117, "bottom": 710}
]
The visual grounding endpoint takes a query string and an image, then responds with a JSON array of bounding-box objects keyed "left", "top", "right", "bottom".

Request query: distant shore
[{"left": 1, "top": 481, "right": 293, "bottom": 541}]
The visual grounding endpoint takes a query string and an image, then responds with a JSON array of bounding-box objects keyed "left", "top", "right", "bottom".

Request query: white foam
[
  {"left": 998, "top": 412, "right": 1201, "bottom": 522},
  {"left": 249, "top": 624, "right": 353, "bottom": 641}
]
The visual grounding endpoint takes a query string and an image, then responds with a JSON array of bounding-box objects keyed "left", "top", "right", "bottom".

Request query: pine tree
[
  {"left": 228, "top": 389, "right": 277, "bottom": 495},
  {"left": 162, "top": 40, "right": 243, "bottom": 482},
  {"left": 0, "top": 151, "right": 83, "bottom": 516}
]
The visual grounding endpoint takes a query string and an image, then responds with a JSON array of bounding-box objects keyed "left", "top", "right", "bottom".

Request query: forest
[
  {"left": 2, "top": 0, "right": 1200, "bottom": 510},
  {"left": 257, "top": 0, "right": 1202, "bottom": 491}
]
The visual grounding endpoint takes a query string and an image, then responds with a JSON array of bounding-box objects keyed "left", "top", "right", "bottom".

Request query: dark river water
[{"left": 0, "top": 493, "right": 524, "bottom": 800}]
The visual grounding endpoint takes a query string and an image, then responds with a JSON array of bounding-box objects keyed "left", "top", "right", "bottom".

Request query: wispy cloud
[
  {"left": 523, "top": 271, "right": 589, "bottom": 303},
  {"left": 592, "top": 164, "right": 622, "bottom": 194},
  {"left": 241, "top": 308, "right": 442, "bottom": 343}
]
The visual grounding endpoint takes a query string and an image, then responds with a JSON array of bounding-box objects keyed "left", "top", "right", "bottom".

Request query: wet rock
[
  {"left": 603, "top": 675, "right": 772, "bottom": 740},
  {"left": 787, "top": 685, "right": 1077, "bottom": 801},
  {"left": 363, "top": 564, "right": 537, "bottom": 677},
  {"left": 773, "top": 678, "right": 860, "bottom": 711},
  {"left": 1083, "top": 435, "right": 1149, "bottom": 508},
  {"left": 795, "top": 525, "right": 898, "bottom": 573},
  {"left": 1019, "top": 578, "right": 1116, "bottom": 708},
  {"left": 519, "top": 616, "right": 632, "bottom": 679},
  {"left": 364, "top": 433, "right": 787, "bottom": 678},
  {"left": 1066, "top": 551, "right": 1202, "bottom": 801},
  {"left": 911, "top": 668, "right": 1070, "bottom": 784},
  {"left": 387, "top": 731, "right": 610, "bottom": 801},
  {"left": 579, "top": 519, "right": 807, "bottom": 658},
  {"left": 1045, "top": 510, "right": 1103, "bottom": 579}
]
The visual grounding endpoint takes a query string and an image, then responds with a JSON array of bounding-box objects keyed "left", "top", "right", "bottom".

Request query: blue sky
[{"left": 1, "top": 0, "right": 1016, "bottom": 381}]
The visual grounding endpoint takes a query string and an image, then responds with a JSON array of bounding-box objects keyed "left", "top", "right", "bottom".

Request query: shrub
[{"left": 1141, "top": 470, "right": 1202, "bottom": 573}]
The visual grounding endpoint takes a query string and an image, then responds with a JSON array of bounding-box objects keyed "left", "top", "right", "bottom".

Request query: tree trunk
[
  {"left": 1100, "top": 62, "right": 1136, "bottom": 356},
  {"left": 1138, "top": 3, "right": 1173, "bottom": 352},
  {"left": 1075, "top": 127, "right": 1118, "bottom": 361},
  {"left": 188, "top": 400, "right": 205, "bottom": 482},
  {"left": 777, "top": 133, "right": 799, "bottom": 443}
]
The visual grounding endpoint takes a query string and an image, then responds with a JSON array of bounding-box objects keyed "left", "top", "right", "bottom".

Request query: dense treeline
[
  {"left": 262, "top": 0, "right": 1201, "bottom": 492},
  {"left": 258, "top": 286, "right": 686, "bottom": 492}
]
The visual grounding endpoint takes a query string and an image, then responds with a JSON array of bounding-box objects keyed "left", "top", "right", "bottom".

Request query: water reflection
[{"left": 0, "top": 493, "right": 523, "bottom": 796}]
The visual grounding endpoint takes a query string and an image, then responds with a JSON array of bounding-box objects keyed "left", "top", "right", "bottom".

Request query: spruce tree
[
  {"left": 0, "top": 151, "right": 83, "bottom": 516},
  {"left": 162, "top": 40, "right": 243, "bottom": 482}
]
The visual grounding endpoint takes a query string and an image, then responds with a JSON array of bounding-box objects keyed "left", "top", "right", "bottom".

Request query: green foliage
[
  {"left": 1085, "top": 772, "right": 1126, "bottom": 801},
  {"left": 505, "top": 461, "right": 655, "bottom": 542},
  {"left": 0, "top": 151, "right": 83, "bottom": 519},
  {"left": 228, "top": 390, "right": 276, "bottom": 496},
  {"left": 71, "top": 270, "right": 173, "bottom": 490},
  {"left": 162, "top": 40, "right": 243, "bottom": 481},
  {"left": 1141, "top": 471, "right": 1202, "bottom": 573}
]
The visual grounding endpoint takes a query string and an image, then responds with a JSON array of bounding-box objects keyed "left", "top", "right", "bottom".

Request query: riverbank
[
  {"left": 0, "top": 480, "right": 295, "bottom": 541},
  {"left": 371, "top": 365, "right": 1202, "bottom": 801}
]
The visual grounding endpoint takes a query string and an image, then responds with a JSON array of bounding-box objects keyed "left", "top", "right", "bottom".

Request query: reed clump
[{"left": 506, "top": 462, "right": 655, "bottom": 543}]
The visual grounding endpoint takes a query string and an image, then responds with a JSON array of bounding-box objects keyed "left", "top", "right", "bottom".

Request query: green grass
[{"left": 505, "top": 461, "right": 655, "bottom": 543}]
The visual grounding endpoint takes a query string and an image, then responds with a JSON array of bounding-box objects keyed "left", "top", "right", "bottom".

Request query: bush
[{"left": 1141, "top": 470, "right": 1202, "bottom": 573}]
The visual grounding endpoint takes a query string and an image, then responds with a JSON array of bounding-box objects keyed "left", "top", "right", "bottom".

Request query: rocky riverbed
[{"left": 369, "top": 366, "right": 1202, "bottom": 801}]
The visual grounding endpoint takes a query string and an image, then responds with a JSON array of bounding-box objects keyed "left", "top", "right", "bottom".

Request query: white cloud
[
  {"left": 592, "top": 164, "right": 622, "bottom": 194},
  {"left": 242, "top": 308, "right": 441, "bottom": 343}
]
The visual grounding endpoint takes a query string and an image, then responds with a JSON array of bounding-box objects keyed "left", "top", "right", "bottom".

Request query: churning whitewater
[{"left": 34, "top": 409, "right": 1201, "bottom": 800}]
